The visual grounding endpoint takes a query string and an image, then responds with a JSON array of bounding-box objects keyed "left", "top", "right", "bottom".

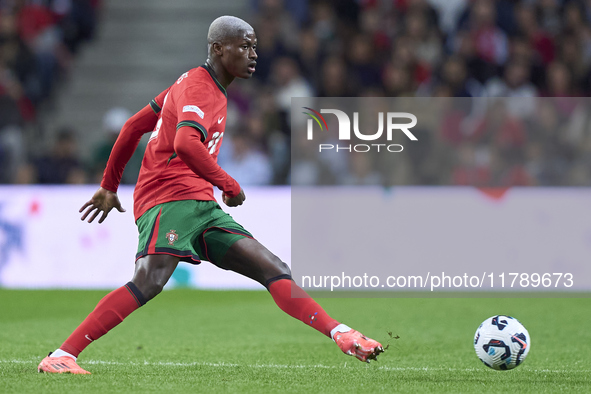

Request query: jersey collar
[{"left": 201, "top": 63, "right": 227, "bottom": 98}]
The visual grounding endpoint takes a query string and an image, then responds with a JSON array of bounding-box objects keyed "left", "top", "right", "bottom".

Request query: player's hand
[
  {"left": 79, "top": 187, "right": 126, "bottom": 223},
  {"left": 222, "top": 189, "right": 246, "bottom": 207}
]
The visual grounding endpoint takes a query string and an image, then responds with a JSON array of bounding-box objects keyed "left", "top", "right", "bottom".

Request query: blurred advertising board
[{"left": 0, "top": 186, "right": 290, "bottom": 289}]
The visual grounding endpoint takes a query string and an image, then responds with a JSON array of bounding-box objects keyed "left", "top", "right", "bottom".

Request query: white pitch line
[{"left": 1, "top": 359, "right": 590, "bottom": 374}]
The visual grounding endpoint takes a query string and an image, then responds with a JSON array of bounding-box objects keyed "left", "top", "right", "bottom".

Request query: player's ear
[{"left": 212, "top": 42, "right": 223, "bottom": 57}]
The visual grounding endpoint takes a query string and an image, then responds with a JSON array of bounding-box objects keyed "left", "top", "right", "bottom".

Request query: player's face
[{"left": 223, "top": 31, "right": 257, "bottom": 79}]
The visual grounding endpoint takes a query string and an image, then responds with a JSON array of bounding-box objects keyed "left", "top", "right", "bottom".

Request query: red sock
[
  {"left": 60, "top": 282, "right": 147, "bottom": 357},
  {"left": 268, "top": 279, "right": 339, "bottom": 338}
]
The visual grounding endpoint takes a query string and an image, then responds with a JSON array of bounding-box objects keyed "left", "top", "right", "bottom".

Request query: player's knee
[
  {"left": 277, "top": 260, "right": 291, "bottom": 276},
  {"left": 267, "top": 256, "right": 291, "bottom": 277},
  {"left": 142, "top": 282, "right": 165, "bottom": 300},
  {"left": 262, "top": 258, "right": 293, "bottom": 289},
  {"left": 132, "top": 255, "right": 178, "bottom": 301},
  {"left": 131, "top": 269, "right": 166, "bottom": 301}
]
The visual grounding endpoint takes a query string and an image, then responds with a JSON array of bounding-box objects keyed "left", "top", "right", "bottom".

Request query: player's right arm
[
  {"left": 101, "top": 98, "right": 166, "bottom": 192},
  {"left": 81, "top": 88, "right": 169, "bottom": 223},
  {"left": 79, "top": 187, "right": 126, "bottom": 223}
]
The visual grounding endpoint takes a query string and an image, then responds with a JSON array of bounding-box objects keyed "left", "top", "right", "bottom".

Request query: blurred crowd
[
  {"left": 2, "top": 0, "right": 591, "bottom": 186},
  {"left": 0, "top": 0, "right": 100, "bottom": 183},
  {"left": 291, "top": 96, "right": 591, "bottom": 186},
  {"left": 240, "top": 0, "right": 591, "bottom": 186}
]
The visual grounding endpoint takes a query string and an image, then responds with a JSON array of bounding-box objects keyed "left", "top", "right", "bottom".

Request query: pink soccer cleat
[
  {"left": 331, "top": 324, "right": 385, "bottom": 363},
  {"left": 38, "top": 353, "right": 91, "bottom": 374}
]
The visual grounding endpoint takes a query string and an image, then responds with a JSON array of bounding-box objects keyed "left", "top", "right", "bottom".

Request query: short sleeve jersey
[{"left": 133, "top": 64, "right": 228, "bottom": 220}]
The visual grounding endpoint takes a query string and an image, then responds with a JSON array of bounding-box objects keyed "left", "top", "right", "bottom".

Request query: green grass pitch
[{"left": 0, "top": 289, "right": 589, "bottom": 393}]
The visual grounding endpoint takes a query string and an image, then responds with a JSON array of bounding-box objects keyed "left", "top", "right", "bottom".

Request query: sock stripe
[
  {"left": 125, "top": 282, "right": 147, "bottom": 306},
  {"left": 124, "top": 286, "right": 140, "bottom": 307},
  {"left": 264, "top": 274, "right": 292, "bottom": 289}
]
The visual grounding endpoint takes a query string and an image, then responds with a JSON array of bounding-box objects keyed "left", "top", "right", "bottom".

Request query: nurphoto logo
[{"left": 302, "top": 107, "right": 417, "bottom": 153}]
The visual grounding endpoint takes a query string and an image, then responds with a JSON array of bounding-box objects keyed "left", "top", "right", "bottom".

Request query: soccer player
[{"left": 38, "top": 16, "right": 384, "bottom": 375}]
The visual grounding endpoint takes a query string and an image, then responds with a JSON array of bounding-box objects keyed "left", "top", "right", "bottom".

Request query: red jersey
[{"left": 132, "top": 64, "right": 234, "bottom": 220}]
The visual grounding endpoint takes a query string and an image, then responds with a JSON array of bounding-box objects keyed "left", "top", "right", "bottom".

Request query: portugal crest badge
[{"left": 166, "top": 229, "right": 178, "bottom": 245}]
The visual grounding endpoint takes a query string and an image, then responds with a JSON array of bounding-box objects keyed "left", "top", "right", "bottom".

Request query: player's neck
[{"left": 205, "top": 59, "right": 234, "bottom": 89}]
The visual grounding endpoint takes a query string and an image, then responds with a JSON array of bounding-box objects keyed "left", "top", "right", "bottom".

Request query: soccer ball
[{"left": 474, "top": 315, "right": 530, "bottom": 370}]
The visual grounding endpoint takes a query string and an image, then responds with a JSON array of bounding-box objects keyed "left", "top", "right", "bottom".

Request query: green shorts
[{"left": 136, "top": 200, "right": 253, "bottom": 266}]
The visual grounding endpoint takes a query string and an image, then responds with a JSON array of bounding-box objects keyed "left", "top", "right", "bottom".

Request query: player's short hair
[{"left": 207, "top": 16, "right": 253, "bottom": 48}]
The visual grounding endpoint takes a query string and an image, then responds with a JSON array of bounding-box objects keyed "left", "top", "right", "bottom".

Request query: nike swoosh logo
[
  {"left": 85, "top": 335, "right": 93, "bottom": 342},
  {"left": 218, "top": 117, "right": 224, "bottom": 124}
]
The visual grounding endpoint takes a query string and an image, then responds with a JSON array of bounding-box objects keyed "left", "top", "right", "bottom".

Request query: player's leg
[
  {"left": 38, "top": 254, "right": 179, "bottom": 374},
  {"left": 214, "top": 235, "right": 291, "bottom": 285},
  {"left": 211, "top": 236, "right": 384, "bottom": 362},
  {"left": 132, "top": 254, "right": 180, "bottom": 299}
]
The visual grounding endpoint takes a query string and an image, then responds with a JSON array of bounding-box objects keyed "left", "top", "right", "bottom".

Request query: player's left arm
[
  {"left": 174, "top": 126, "right": 244, "bottom": 206},
  {"left": 173, "top": 82, "right": 244, "bottom": 206},
  {"left": 222, "top": 189, "right": 246, "bottom": 207}
]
